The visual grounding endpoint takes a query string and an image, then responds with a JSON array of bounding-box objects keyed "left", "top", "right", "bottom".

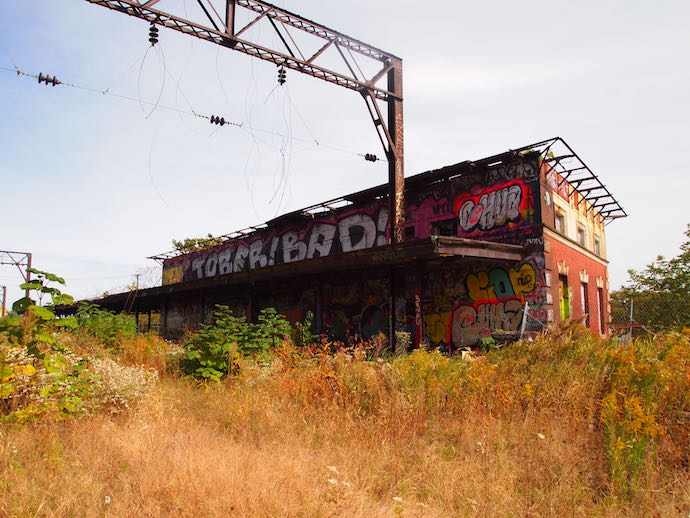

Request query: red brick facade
[{"left": 544, "top": 230, "right": 609, "bottom": 335}]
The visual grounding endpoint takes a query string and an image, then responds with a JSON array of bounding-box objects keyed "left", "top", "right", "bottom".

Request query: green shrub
[
  {"left": 181, "top": 305, "right": 291, "bottom": 381},
  {"left": 76, "top": 302, "right": 137, "bottom": 348},
  {"left": 0, "top": 336, "right": 93, "bottom": 421}
]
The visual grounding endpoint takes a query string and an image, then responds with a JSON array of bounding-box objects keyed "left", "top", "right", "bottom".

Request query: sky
[{"left": 1, "top": 0, "right": 689, "bottom": 308}]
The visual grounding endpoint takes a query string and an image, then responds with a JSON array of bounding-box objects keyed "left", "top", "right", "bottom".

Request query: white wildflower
[
  {"left": 326, "top": 478, "right": 338, "bottom": 486},
  {"left": 90, "top": 358, "right": 158, "bottom": 414},
  {"left": 392, "top": 496, "right": 403, "bottom": 503},
  {"left": 536, "top": 433, "right": 546, "bottom": 440},
  {"left": 326, "top": 465, "right": 339, "bottom": 475}
]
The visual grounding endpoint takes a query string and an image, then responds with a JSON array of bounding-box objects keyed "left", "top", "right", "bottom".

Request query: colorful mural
[{"left": 159, "top": 156, "right": 555, "bottom": 347}]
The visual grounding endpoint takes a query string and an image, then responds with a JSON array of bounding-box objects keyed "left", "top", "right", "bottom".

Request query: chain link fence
[{"left": 610, "top": 293, "right": 689, "bottom": 339}]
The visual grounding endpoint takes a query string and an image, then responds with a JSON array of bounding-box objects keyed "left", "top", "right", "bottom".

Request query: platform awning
[{"left": 59, "top": 236, "right": 525, "bottom": 314}]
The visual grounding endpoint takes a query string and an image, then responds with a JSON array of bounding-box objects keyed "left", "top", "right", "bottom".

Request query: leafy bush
[
  {"left": 0, "top": 268, "right": 78, "bottom": 355},
  {"left": 0, "top": 269, "right": 158, "bottom": 421},
  {"left": 76, "top": 302, "right": 137, "bottom": 348},
  {"left": 0, "top": 336, "right": 93, "bottom": 421},
  {"left": 182, "top": 305, "right": 291, "bottom": 381}
]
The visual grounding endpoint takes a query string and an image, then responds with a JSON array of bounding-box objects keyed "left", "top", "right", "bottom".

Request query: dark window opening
[{"left": 432, "top": 219, "right": 458, "bottom": 237}]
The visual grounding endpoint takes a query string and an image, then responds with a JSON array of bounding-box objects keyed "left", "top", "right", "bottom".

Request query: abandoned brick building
[{"left": 93, "top": 137, "right": 625, "bottom": 350}]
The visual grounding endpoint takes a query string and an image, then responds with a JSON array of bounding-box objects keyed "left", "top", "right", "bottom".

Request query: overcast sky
[{"left": 1, "top": 0, "right": 689, "bottom": 307}]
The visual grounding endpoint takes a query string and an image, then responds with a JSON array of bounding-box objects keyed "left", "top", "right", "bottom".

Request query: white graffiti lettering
[
  {"left": 183, "top": 208, "right": 389, "bottom": 280},
  {"left": 458, "top": 183, "right": 523, "bottom": 234}
]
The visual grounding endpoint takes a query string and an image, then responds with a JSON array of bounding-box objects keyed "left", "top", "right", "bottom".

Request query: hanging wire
[
  {"left": 147, "top": 131, "right": 171, "bottom": 209},
  {"left": 136, "top": 44, "right": 166, "bottom": 119},
  {"left": 0, "top": 64, "right": 381, "bottom": 161}
]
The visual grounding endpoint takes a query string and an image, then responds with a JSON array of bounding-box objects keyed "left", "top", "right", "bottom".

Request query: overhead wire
[{"left": 0, "top": 62, "right": 383, "bottom": 161}]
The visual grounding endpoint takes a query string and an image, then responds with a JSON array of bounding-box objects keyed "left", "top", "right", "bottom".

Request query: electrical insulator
[
  {"left": 277, "top": 66, "right": 286, "bottom": 85},
  {"left": 149, "top": 24, "right": 159, "bottom": 45},
  {"left": 37, "top": 73, "right": 61, "bottom": 87},
  {"left": 364, "top": 153, "right": 377, "bottom": 162},
  {"left": 210, "top": 115, "right": 227, "bottom": 126}
]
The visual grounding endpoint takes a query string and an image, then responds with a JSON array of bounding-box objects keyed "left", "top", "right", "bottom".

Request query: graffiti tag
[
  {"left": 179, "top": 207, "right": 388, "bottom": 281},
  {"left": 455, "top": 180, "right": 528, "bottom": 235}
]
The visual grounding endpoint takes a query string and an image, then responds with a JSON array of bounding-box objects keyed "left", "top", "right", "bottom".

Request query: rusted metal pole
[
  {"left": 25, "top": 253, "right": 32, "bottom": 299},
  {"left": 225, "top": 0, "right": 236, "bottom": 34},
  {"left": 387, "top": 60, "right": 404, "bottom": 351},
  {"left": 1, "top": 286, "right": 6, "bottom": 317},
  {"left": 387, "top": 60, "right": 404, "bottom": 245}
]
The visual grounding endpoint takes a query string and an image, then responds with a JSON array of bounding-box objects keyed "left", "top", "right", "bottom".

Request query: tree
[
  {"left": 611, "top": 224, "right": 690, "bottom": 330},
  {"left": 172, "top": 233, "right": 226, "bottom": 253}
]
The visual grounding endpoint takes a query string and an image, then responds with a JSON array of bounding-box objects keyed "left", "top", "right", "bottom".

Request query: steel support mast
[{"left": 82, "top": 0, "right": 405, "bottom": 243}]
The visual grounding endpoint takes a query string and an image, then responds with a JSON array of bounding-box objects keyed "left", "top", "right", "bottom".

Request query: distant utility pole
[
  {"left": 134, "top": 273, "right": 141, "bottom": 290},
  {"left": 1, "top": 286, "right": 6, "bottom": 317},
  {"left": 0, "top": 250, "right": 32, "bottom": 298}
]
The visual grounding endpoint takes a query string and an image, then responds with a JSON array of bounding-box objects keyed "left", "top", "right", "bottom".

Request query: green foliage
[
  {"left": 76, "top": 302, "right": 137, "bottom": 348},
  {"left": 612, "top": 224, "right": 690, "bottom": 330},
  {"left": 181, "top": 305, "right": 292, "bottom": 381},
  {"left": 172, "top": 233, "right": 226, "bottom": 253},
  {"left": 1, "top": 268, "right": 78, "bottom": 355},
  {"left": 478, "top": 335, "right": 498, "bottom": 351},
  {"left": 294, "top": 311, "right": 317, "bottom": 346},
  {"left": 0, "top": 339, "right": 93, "bottom": 421}
]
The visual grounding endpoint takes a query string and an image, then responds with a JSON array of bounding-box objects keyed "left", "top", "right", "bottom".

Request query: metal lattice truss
[
  {"left": 84, "top": 0, "right": 406, "bottom": 243},
  {"left": 85, "top": 0, "right": 400, "bottom": 101},
  {"left": 523, "top": 137, "right": 627, "bottom": 223}
]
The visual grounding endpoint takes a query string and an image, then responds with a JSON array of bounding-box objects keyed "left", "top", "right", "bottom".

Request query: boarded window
[
  {"left": 597, "top": 287, "right": 606, "bottom": 334},
  {"left": 559, "top": 274, "right": 571, "bottom": 320},
  {"left": 580, "top": 282, "right": 590, "bottom": 327},
  {"left": 555, "top": 212, "right": 565, "bottom": 234}
]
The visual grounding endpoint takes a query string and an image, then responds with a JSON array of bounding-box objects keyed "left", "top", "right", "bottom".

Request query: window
[
  {"left": 555, "top": 212, "right": 565, "bottom": 234},
  {"left": 432, "top": 219, "right": 457, "bottom": 237},
  {"left": 580, "top": 282, "right": 590, "bottom": 327},
  {"left": 559, "top": 274, "right": 571, "bottom": 320},
  {"left": 594, "top": 238, "right": 601, "bottom": 256},
  {"left": 577, "top": 226, "right": 586, "bottom": 247},
  {"left": 597, "top": 287, "right": 606, "bottom": 334},
  {"left": 404, "top": 226, "right": 416, "bottom": 240}
]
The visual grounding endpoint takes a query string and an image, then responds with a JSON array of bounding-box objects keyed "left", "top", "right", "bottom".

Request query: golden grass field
[{"left": 1, "top": 324, "right": 688, "bottom": 517}]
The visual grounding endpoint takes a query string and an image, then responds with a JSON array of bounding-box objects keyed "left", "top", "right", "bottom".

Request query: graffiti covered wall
[
  {"left": 159, "top": 156, "right": 551, "bottom": 347},
  {"left": 164, "top": 204, "right": 389, "bottom": 283},
  {"left": 405, "top": 159, "right": 541, "bottom": 245},
  {"left": 421, "top": 254, "right": 547, "bottom": 349},
  {"left": 163, "top": 157, "right": 543, "bottom": 285}
]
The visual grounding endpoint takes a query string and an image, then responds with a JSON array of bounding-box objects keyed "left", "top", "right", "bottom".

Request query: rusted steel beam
[
  {"left": 388, "top": 60, "right": 404, "bottom": 245},
  {"left": 83, "top": 0, "right": 400, "bottom": 101}
]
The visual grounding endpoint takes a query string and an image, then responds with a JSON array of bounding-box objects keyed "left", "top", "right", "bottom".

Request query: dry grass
[{"left": 1, "top": 327, "right": 689, "bottom": 517}]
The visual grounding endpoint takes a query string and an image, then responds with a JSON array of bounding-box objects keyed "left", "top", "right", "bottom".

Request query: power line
[{"left": 0, "top": 64, "right": 386, "bottom": 163}]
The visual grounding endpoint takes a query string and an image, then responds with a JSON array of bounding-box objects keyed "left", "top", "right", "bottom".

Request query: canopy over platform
[{"left": 61, "top": 236, "right": 524, "bottom": 315}]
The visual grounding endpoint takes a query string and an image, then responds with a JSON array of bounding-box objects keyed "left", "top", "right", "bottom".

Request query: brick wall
[{"left": 544, "top": 230, "right": 609, "bottom": 335}]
